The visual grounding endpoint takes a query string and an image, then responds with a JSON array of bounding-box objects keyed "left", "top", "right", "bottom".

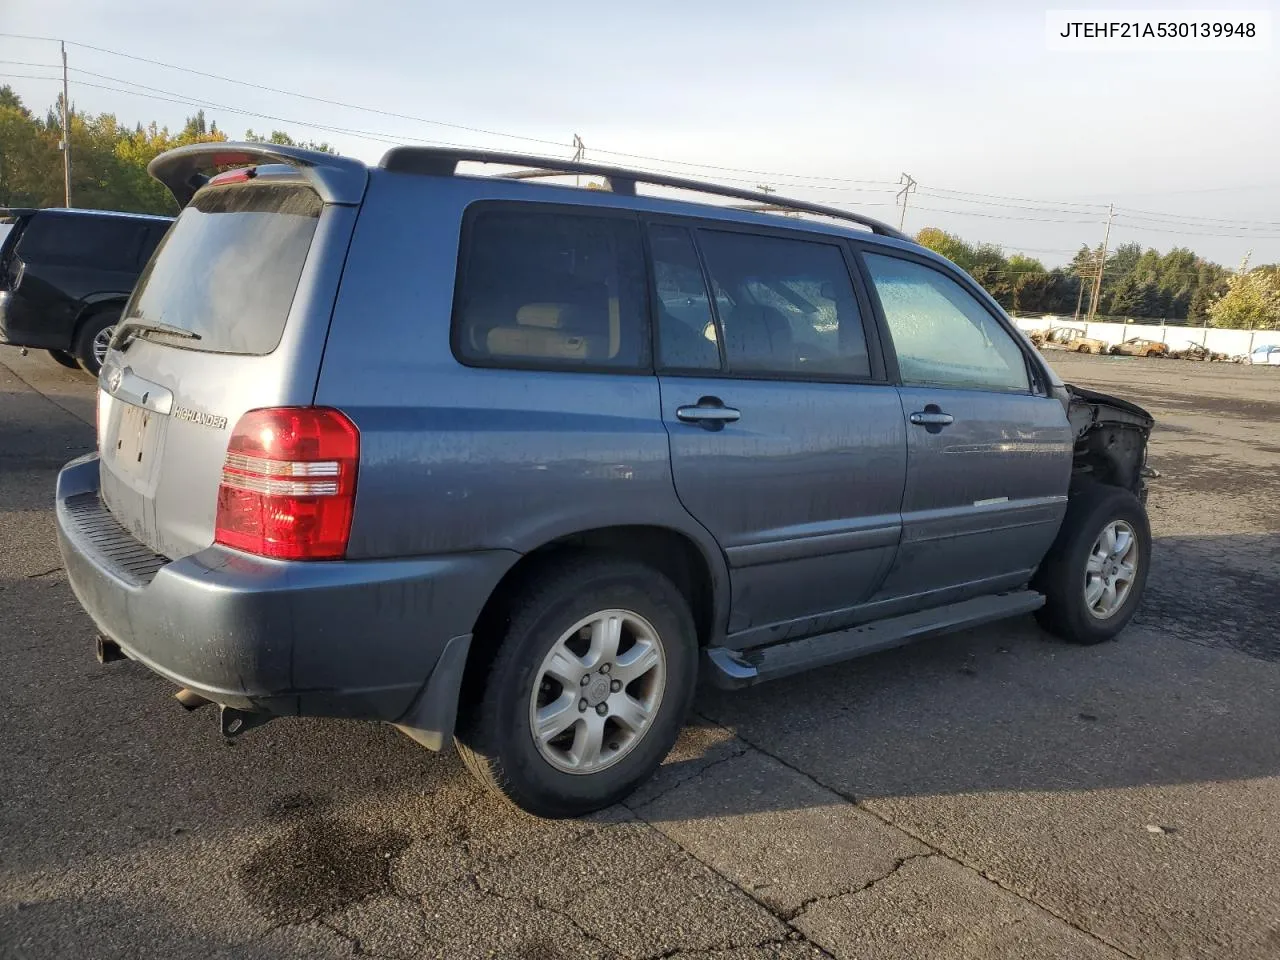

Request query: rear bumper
[
  {"left": 55, "top": 453, "right": 517, "bottom": 740},
  {"left": 0, "top": 291, "right": 68, "bottom": 350}
]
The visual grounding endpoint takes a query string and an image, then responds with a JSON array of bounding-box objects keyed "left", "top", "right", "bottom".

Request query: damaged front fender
[{"left": 1061, "top": 384, "right": 1156, "bottom": 502}]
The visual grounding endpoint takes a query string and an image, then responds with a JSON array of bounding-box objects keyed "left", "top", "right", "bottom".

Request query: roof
[{"left": 145, "top": 141, "right": 915, "bottom": 246}]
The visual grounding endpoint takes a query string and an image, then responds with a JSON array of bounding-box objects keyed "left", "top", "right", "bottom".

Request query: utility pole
[
  {"left": 896, "top": 173, "right": 916, "bottom": 232},
  {"left": 1087, "top": 203, "right": 1114, "bottom": 321},
  {"left": 571, "top": 133, "right": 584, "bottom": 187},
  {"left": 61, "top": 41, "right": 71, "bottom": 207}
]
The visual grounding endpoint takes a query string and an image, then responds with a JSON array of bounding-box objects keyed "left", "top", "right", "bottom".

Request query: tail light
[{"left": 214, "top": 407, "right": 359, "bottom": 560}]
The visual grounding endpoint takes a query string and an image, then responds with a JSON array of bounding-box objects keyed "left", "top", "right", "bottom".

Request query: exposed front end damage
[{"left": 1062, "top": 384, "right": 1156, "bottom": 503}]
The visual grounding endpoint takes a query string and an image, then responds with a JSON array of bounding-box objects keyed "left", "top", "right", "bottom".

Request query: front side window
[
  {"left": 863, "top": 253, "right": 1029, "bottom": 392},
  {"left": 454, "top": 209, "right": 649, "bottom": 369},
  {"left": 696, "top": 230, "right": 870, "bottom": 378}
]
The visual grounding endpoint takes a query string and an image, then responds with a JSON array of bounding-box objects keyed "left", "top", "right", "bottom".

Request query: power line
[
  {"left": 4, "top": 32, "right": 1278, "bottom": 244},
  {"left": 912, "top": 205, "right": 1101, "bottom": 225},
  {"left": 1111, "top": 218, "right": 1280, "bottom": 240},
  {"left": 916, "top": 189, "right": 1113, "bottom": 218},
  {"left": 1115, "top": 207, "right": 1280, "bottom": 229},
  {"left": 0, "top": 31, "right": 904, "bottom": 187},
  {"left": 916, "top": 184, "right": 1110, "bottom": 210}
]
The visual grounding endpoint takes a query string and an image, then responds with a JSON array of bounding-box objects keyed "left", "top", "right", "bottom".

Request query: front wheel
[
  {"left": 1034, "top": 485, "right": 1151, "bottom": 644},
  {"left": 455, "top": 557, "right": 698, "bottom": 818}
]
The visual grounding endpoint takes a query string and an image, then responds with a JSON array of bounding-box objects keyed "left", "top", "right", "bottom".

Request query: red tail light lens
[{"left": 214, "top": 407, "right": 359, "bottom": 560}]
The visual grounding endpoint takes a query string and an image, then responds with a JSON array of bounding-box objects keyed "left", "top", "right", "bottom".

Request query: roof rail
[
  {"left": 149, "top": 142, "right": 369, "bottom": 207},
  {"left": 379, "top": 147, "right": 912, "bottom": 242}
]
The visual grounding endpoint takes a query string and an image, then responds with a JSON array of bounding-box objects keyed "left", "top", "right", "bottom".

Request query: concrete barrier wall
[{"left": 1012, "top": 316, "right": 1280, "bottom": 357}]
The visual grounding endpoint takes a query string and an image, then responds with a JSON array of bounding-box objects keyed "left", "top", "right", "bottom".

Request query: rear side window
[
  {"left": 649, "top": 224, "right": 720, "bottom": 371},
  {"left": 453, "top": 208, "right": 649, "bottom": 370},
  {"left": 124, "top": 182, "right": 321, "bottom": 355},
  {"left": 696, "top": 231, "right": 871, "bottom": 379},
  {"left": 17, "top": 216, "right": 147, "bottom": 271}
]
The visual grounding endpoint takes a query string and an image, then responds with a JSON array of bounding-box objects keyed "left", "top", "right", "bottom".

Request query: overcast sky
[{"left": 2, "top": 0, "right": 1278, "bottom": 267}]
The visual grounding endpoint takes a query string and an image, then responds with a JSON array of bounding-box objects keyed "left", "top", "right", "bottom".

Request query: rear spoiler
[
  {"left": 148, "top": 142, "right": 369, "bottom": 208},
  {"left": 0, "top": 208, "right": 39, "bottom": 221}
]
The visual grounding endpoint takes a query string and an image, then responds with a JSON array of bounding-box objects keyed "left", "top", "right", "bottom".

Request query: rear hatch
[{"left": 97, "top": 164, "right": 363, "bottom": 559}]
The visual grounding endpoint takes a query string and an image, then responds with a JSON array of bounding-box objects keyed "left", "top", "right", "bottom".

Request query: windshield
[{"left": 122, "top": 181, "right": 322, "bottom": 355}]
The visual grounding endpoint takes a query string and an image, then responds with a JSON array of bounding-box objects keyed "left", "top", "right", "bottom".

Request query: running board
[{"left": 704, "top": 591, "right": 1045, "bottom": 689}]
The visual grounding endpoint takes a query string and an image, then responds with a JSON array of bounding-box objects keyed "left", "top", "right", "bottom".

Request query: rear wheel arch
[
  {"left": 72, "top": 301, "right": 126, "bottom": 375},
  {"left": 74, "top": 297, "right": 127, "bottom": 335},
  {"left": 460, "top": 524, "right": 725, "bottom": 704}
]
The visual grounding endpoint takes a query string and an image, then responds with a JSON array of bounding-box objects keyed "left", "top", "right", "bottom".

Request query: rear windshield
[
  {"left": 124, "top": 181, "right": 322, "bottom": 355},
  {"left": 17, "top": 215, "right": 152, "bottom": 271}
]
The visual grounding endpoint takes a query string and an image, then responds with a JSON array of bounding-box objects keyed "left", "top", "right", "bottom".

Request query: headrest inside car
[{"left": 516, "top": 304, "right": 566, "bottom": 328}]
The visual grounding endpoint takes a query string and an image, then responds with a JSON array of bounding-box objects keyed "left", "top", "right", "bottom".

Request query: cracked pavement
[{"left": 2, "top": 347, "right": 1279, "bottom": 959}]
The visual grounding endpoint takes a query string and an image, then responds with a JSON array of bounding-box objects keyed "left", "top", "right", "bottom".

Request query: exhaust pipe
[
  {"left": 174, "top": 688, "right": 212, "bottom": 711},
  {"left": 96, "top": 635, "right": 126, "bottom": 664}
]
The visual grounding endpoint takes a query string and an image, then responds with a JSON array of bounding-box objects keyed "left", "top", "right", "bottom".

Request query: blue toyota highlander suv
[{"left": 55, "top": 143, "right": 1154, "bottom": 817}]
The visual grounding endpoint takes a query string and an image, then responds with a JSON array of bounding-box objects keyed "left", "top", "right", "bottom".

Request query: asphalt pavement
[{"left": 1, "top": 346, "right": 1278, "bottom": 960}]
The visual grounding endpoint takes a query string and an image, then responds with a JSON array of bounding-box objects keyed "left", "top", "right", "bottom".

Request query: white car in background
[{"left": 1250, "top": 344, "right": 1280, "bottom": 365}]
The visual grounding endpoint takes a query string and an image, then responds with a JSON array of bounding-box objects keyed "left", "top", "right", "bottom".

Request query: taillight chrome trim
[
  {"left": 219, "top": 471, "right": 340, "bottom": 497},
  {"left": 222, "top": 452, "right": 341, "bottom": 477}
]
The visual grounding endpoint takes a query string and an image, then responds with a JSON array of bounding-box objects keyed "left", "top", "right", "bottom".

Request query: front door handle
[
  {"left": 676, "top": 396, "right": 741, "bottom": 429},
  {"left": 909, "top": 410, "right": 954, "bottom": 426}
]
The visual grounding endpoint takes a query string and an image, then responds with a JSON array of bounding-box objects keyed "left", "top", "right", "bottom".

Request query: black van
[{"left": 0, "top": 208, "right": 172, "bottom": 375}]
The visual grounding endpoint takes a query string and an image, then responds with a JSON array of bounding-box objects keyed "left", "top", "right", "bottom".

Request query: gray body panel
[
  {"left": 658, "top": 375, "right": 906, "bottom": 649},
  {"left": 57, "top": 454, "right": 516, "bottom": 729},
  {"left": 97, "top": 203, "right": 362, "bottom": 560},
  {"left": 55, "top": 144, "right": 1135, "bottom": 746},
  {"left": 874, "top": 386, "right": 1073, "bottom": 606}
]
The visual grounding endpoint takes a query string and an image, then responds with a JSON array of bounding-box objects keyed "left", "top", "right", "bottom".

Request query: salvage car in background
[
  {"left": 1066, "top": 334, "right": 1109, "bottom": 354},
  {"left": 1110, "top": 337, "right": 1168, "bottom": 358},
  {"left": 1251, "top": 344, "right": 1280, "bottom": 366},
  {"left": 0, "top": 207, "right": 171, "bottom": 375}
]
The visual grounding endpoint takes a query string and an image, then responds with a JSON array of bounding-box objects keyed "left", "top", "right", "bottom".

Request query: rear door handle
[
  {"left": 676, "top": 397, "right": 741, "bottom": 429},
  {"left": 909, "top": 410, "right": 954, "bottom": 426}
]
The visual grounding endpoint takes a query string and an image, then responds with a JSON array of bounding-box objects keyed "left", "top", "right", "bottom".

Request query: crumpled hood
[{"left": 1065, "top": 383, "right": 1154, "bottom": 430}]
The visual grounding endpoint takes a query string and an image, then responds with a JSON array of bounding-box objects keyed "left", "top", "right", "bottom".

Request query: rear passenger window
[
  {"left": 18, "top": 216, "right": 146, "bottom": 271},
  {"left": 454, "top": 209, "right": 649, "bottom": 369},
  {"left": 696, "top": 231, "right": 870, "bottom": 379},
  {"left": 649, "top": 225, "right": 720, "bottom": 371}
]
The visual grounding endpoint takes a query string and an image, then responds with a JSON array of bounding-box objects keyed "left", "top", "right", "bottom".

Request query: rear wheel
[
  {"left": 1034, "top": 485, "right": 1150, "bottom": 644},
  {"left": 455, "top": 557, "right": 698, "bottom": 818},
  {"left": 74, "top": 308, "right": 120, "bottom": 377},
  {"left": 47, "top": 349, "right": 79, "bottom": 370}
]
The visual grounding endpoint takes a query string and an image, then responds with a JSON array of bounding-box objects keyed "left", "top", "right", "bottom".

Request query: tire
[
  {"left": 455, "top": 556, "right": 698, "bottom": 818},
  {"left": 74, "top": 308, "right": 121, "bottom": 377},
  {"left": 47, "top": 349, "right": 80, "bottom": 370},
  {"left": 1033, "top": 484, "right": 1151, "bottom": 645},
  {"left": 1076, "top": 345, "right": 1091, "bottom": 353}
]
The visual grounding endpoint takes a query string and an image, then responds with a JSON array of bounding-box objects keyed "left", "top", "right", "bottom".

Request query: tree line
[
  {"left": 915, "top": 228, "right": 1279, "bottom": 330},
  {"left": 0, "top": 86, "right": 332, "bottom": 216},
  {"left": 2, "top": 87, "right": 1276, "bottom": 329}
]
